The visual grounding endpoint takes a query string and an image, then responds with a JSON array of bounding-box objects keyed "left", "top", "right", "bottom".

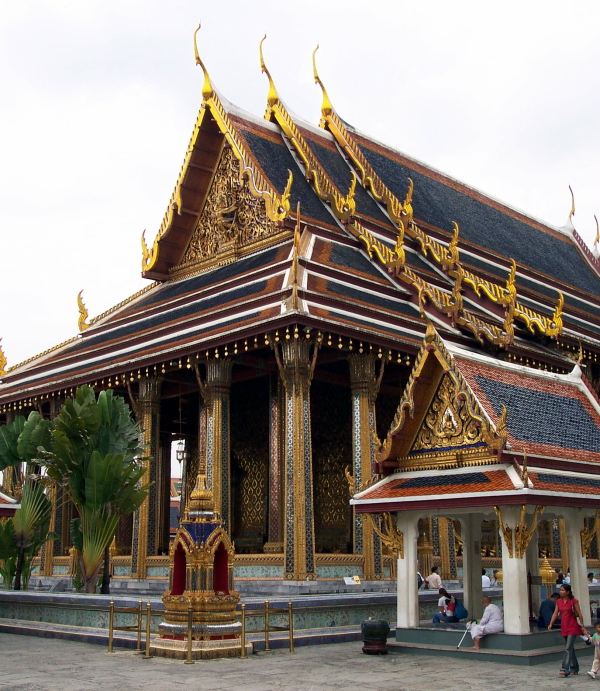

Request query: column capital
[
  {"left": 138, "top": 376, "right": 163, "bottom": 402},
  {"left": 275, "top": 337, "right": 319, "bottom": 390},
  {"left": 205, "top": 357, "right": 233, "bottom": 390}
]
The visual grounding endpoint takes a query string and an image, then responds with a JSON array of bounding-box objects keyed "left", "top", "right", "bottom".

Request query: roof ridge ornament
[
  {"left": 0, "top": 340, "right": 7, "bottom": 377},
  {"left": 594, "top": 215, "right": 599, "bottom": 254},
  {"left": 259, "top": 35, "right": 279, "bottom": 110},
  {"left": 193, "top": 23, "right": 214, "bottom": 102},
  {"left": 312, "top": 45, "right": 333, "bottom": 120},
  {"left": 77, "top": 290, "right": 90, "bottom": 332}
]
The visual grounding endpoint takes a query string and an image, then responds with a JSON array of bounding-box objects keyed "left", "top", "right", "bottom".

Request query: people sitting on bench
[{"left": 470, "top": 596, "right": 504, "bottom": 649}]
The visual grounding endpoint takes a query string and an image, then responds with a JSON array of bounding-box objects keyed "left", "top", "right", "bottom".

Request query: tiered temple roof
[{"left": 1, "top": 33, "right": 599, "bottom": 410}]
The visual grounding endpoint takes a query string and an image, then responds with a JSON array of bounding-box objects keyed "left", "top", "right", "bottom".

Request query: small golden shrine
[{"left": 153, "top": 471, "right": 248, "bottom": 659}]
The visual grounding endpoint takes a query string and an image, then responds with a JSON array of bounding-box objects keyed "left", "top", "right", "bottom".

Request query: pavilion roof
[{"left": 352, "top": 463, "right": 600, "bottom": 512}]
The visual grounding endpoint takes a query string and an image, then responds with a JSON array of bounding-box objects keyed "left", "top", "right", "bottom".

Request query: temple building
[{"left": 1, "top": 32, "right": 600, "bottom": 587}]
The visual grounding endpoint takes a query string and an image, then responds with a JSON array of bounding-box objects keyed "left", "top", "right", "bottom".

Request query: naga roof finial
[
  {"left": 312, "top": 45, "right": 333, "bottom": 118},
  {"left": 259, "top": 35, "right": 278, "bottom": 109},
  {"left": 594, "top": 215, "right": 599, "bottom": 252},
  {"left": 0, "top": 340, "right": 7, "bottom": 376},
  {"left": 569, "top": 184, "right": 576, "bottom": 222},
  {"left": 77, "top": 290, "right": 90, "bottom": 332},
  {"left": 193, "top": 23, "right": 214, "bottom": 102}
]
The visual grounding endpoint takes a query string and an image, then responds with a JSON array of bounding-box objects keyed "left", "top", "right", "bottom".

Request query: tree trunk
[
  {"left": 13, "top": 545, "right": 25, "bottom": 591},
  {"left": 79, "top": 553, "right": 102, "bottom": 594},
  {"left": 100, "top": 545, "right": 111, "bottom": 595}
]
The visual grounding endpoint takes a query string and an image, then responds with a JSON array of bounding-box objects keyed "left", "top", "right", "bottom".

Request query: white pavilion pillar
[
  {"left": 396, "top": 511, "right": 420, "bottom": 628},
  {"left": 525, "top": 528, "right": 541, "bottom": 617},
  {"left": 563, "top": 508, "right": 592, "bottom": 626},
  {"left": 498, "top": 506, "right": 530, "bottom": 634},
  {"left": 459, "top": 514, "right": 483, "bottom": 621}
]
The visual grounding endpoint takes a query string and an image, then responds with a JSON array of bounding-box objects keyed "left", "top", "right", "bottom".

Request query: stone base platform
[
  {"left": 151, "top": 637, "right": 252, "bottom": 660},
  {"left": 393, "top": 626, "right": 595, "bottom": 666}
]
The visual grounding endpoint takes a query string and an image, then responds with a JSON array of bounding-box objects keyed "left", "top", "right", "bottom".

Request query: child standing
[{"left": 587, "top": 621, "right": 600, "bottom": 679}]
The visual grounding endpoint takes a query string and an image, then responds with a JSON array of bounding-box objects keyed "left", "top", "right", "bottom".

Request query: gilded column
[
  {"left": 275, "top": 336, "right": 318, "bottom": 580},
  {"left": 264, "top": 376, "right": 285, "bottom": 553},
  {"left": 41, "top": 398, "right": 62, "bottom": 576},
  {"left": 204, "top": 358, "right": 233, "bottom": 531},
  {"left": 348, "top": 354, "right": 382, "bottom": 580},
  {"left": 131, "top": 377, "right": 162, "bottom": 578}
]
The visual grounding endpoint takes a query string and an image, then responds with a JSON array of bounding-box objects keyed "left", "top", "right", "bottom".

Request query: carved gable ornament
[
  {"left": 173, "top": 146, "right": 282, "bottom": 275},
  {"left": 410, "top": 374, "right": 486, "bottom": 454}
]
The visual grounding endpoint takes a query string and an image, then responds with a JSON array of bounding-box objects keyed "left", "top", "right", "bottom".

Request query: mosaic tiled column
[
  {"left": 438, "top": 517, "right": 457, "bottom": 579},
  {"left": 277, "top": 338, "right": 317, "bottom": 580},
  {"left": 131, "top": 377, "right": 162, "bottom": 578},
  {"left": 348, "top": 354, "right": 382, "bottom": 580},
  {"left": 264, "top": 377, "right": 284, "bottom": 553},
  {"left": 41, "top": 398, "right": 62, "bottom": 576},
  {"left": 525, "top": 527, "right": 541, "bottom": 615},
  {"left": 205, "top": 358, "right": 233, "bottom": 531},
  {"left": 559, "top": 518, "right": 569, "bottom": 574},
  {"left": 156, "top": 439, "right": 172, "bottom": 554}
]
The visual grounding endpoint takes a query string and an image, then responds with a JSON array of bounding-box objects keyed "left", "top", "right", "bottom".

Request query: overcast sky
[{"left": 1, "top": 0, "right": 599, "bottom": 369}]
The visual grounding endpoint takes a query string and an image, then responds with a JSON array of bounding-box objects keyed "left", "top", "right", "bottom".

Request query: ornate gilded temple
[{"left": 1, "top": 29, "right": 600, "bottom": 586}]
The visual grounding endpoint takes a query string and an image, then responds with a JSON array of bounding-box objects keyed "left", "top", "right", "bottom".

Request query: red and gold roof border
[
  {"left": 312, "top": 50, "right": 563, "bottom": 345},
  {"left": 141, "top": 26, "right": 293, "bottom": 279}
]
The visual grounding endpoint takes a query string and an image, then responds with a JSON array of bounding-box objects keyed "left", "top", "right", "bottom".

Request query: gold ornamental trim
[{"left": 141, "top": 26, "right": 292, "bottom": 275}]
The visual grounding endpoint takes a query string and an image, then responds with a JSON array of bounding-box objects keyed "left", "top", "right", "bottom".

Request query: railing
[
  {"left": 239, "top": 599, "right": 295, "bottom": 657},
  {"left": 107, "top": 600, "right": 143, "bottom": 653}
]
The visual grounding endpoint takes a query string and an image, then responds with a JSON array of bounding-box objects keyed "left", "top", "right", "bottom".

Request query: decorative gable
[
  {"left": 170, "top": 146, "right": 287, "bottom": 278},
  {"left": 410, "top": 374, "right": 487, "bottom": 455}
]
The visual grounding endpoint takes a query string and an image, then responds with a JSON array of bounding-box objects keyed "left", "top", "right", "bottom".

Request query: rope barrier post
[
  {"left": 264, "top": 599, "right": 270, "bottom": 652},
  {"left": 240, "top": 604, "right": 247, "bottom": 659},
  {"left": 184, "top": 604, "right": 195, "bottom": 664},
  {"left": 143, "top": 602, "right": 152, "bottom": 659},
  {"left": 288, "top": 601, "right": 294, "bottom": 654},
  {"left": 135, "top": 600, "right": 143, "bottom": 652},
  {"left": 107, "top": 600, "right": 114, "bottom": 653}
]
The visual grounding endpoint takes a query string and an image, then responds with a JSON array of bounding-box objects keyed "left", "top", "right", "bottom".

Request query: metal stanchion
[
  {"left": 135, "top": 600, "right": 143, "bottom": 652},
  {"left": 143, "top": 602, "right": 152, "bottom": 659},
  {"left": 288, "top": 601, "right": 294, "bottom": 654},
  {"left": 264, "top": 599, "right": 271, "bottom": 651},
  {"left": 107, "top": 600, "right": 115, "bottom": 653},
  {"left": 240, "top": 604, "right": 247, "bottom": 659},
  {"left": 184, "top": 605, "right": 194, "bottom": 664}
]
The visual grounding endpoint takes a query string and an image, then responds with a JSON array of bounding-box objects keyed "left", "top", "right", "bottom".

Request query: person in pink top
[{"left": 548, "top": 584, "right": 591, "bottom": 677}]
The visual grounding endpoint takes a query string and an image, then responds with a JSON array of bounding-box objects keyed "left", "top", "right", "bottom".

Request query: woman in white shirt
[{"left": 432, "top": 588, "right": 458, "bottom": 624}]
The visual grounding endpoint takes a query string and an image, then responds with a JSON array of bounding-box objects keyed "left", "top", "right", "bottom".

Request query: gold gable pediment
[
  {"left": 171, "top": 146, "right": 287, "bottom": 277},
  {"left": 410, "top": 374, "right": 486, "bottom": 454}
]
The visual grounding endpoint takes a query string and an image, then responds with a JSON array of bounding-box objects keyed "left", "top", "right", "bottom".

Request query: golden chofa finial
[
  {"left": 594, "top": 215, "right": 599, "bottom": 251},
  {"left": 0, "top": 340, "right": 7, "bottom": 376},
  {"left": 312, "top": 45, "right": 333, "bottom": 118},
  {"left": 569, "top": 184, "right": 576, "bottom": 222},
  {"left": 259, "top": 35, "right": 279, "bottom": 110},
  {"left": 193, "top": 23, "right": 214, "bottom": 102},
  {"left": 77, "top": 290, "right": 90, "bottom": 332}
]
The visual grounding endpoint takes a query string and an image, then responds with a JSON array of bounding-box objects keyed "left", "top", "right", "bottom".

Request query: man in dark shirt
[{"left": 538, "top": 592, "right": 560, "bottom": 629}]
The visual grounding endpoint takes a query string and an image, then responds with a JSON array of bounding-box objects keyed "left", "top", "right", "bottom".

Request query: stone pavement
[{"left": 0, "top": 632, "right": 597, "bottom": 691}]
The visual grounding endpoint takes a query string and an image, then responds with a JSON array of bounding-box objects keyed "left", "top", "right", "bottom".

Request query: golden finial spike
[
  {"left": 0, "top": 340, "right": 7, "bottom": 376},
  {"left": 312, "top": 45, "right": 333, "bottom": 117},
  {"left": 568, "top": 185, "right": 576, "bottom": 221},
  {"left": 259, "top": 35, "right": 278, "bottom": 109},
  {"left": 594, "top": 215, "right": 599, "bottom": 249},
  {"left": 77, "top": 291, "right": 90, "bottom": 332},
  {"left": 193, "top": 23, "right": 214, "bottom": 102}
]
